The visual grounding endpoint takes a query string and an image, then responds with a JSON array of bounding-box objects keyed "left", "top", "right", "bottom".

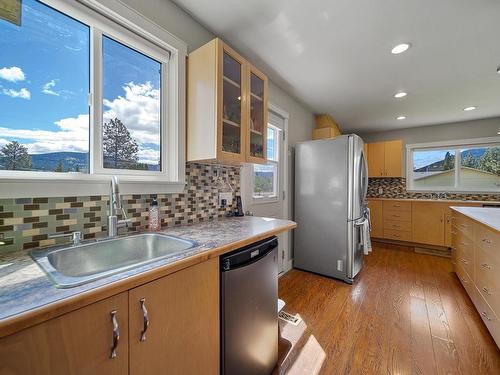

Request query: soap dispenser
[{"left": 148, "top": 196, "right": 160, "bottom": 232}]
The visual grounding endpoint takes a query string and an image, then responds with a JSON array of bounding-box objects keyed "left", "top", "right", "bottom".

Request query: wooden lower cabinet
[
  {"left": 129, "top": 257, "right": 219, "bottom": 375},
  {"left": 0, "top": 258, "right": 220, "bottom": 375},
  {"left": 367, "top": 200, "right": 383, "bottom": 238},
  {"left": 0, "top": 292, "right": 129, "bottom": 375},
  {"left": 412, "top": 202, "right": 447, "bottom": 246},
  {"left": 452, "top": 211, "right": 500, "bottom": 347}
]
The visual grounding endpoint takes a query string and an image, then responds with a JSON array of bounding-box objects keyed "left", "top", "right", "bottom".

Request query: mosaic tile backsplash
[
  {"left": 367, "top": 177, "right": 500, "bottom": 201},
  {"left": 0, "top": 163, "right": 240, "bottom": 253}
]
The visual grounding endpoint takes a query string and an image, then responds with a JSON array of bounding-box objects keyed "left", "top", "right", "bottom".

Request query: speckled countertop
[
  {"left": 450, "top": 207, "right": 500, "bottom": 232},
  {"left": 367, "top": 197, "right": 500, "bottom": 204},
  {"left": 0, "top": 216, "right": 296, "bottom": 332}
]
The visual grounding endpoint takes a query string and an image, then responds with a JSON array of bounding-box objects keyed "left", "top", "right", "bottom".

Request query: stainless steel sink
[{"left": 31, "top": 233, "right": 198, "bottom": 288}]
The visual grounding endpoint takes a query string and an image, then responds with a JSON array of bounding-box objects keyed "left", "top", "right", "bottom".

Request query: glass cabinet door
[
  {"left": 221, "top": 51, "right": 243, "bottom": 155},
  {"left": 249, "top": 71, "right": 266, "bottom": 159}
]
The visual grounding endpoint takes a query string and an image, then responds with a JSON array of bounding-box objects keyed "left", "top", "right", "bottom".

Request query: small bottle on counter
[{"left": 148, "top": 197, "right": 160, "bottom": 231}]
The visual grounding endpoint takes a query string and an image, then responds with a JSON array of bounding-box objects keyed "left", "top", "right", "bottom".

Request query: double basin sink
[{"left": 31, "top": 233, "right": 198, "bottom": 288}]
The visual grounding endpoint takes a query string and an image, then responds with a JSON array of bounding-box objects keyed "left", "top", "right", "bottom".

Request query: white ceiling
[{"left": 173, "top": 0, "right": 500, "bottom": 133}]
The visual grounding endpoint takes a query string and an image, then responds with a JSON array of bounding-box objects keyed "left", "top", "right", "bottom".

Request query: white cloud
[
  {"left": 2, "top": 88, "right": 31, "bottom": 100},
  {"left": 0, "top": 114, "right": 89, "bottom": 153},
  {"left": 0, "top": 66, "right": 25, "bottom": 82},
  {"left": 42, "top": 80, "right": 59, "bottom": 96},
  {"left": 103, "top": 82, "right": 160, "bottom": 145},
  {"left": 137, "top": 148, "right": 160, "bottom": 164}
]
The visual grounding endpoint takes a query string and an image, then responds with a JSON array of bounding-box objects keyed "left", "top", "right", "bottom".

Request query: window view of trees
[
  {"left": 103, "top": 117, "right": 149, "bottom": 170},
  {"left": 0, "top": 141, "right": 32, "bottom": 170}
]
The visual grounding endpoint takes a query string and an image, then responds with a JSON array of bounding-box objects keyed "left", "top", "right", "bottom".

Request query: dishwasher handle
[{"left": 221, "top": 236, "right": 278, "bottom": 271}]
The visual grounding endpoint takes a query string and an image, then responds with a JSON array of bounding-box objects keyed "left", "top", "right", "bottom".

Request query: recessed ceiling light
[
  {"left": 497, "top": 66, "right": 500, "bottom": 74},
  {"left": 394, "top": 92, "right": 407, "bottom": 98},
  {"left": 463, "top": 106, "right": 477, "bottom": 111},
  {"left": 391, "top": 43, "right": 411, "bottom": 54},
  {"left": 396, "top": 115, "right": 407, "bottom": 120}
]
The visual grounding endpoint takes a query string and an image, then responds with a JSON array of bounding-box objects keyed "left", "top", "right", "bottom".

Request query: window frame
[
  {"left": 0, "top": 0, "right": 187, "bottom": 198},
  {"left": 406, "top": 136, "right": 500, "bottom": 193},
  {"left": 251, "top": 125, "right": 280, "bottom": 203}
]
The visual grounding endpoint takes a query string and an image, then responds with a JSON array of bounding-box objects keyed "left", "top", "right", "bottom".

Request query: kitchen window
[
  {"left": 0, "top": 0, "right": 186, "bottom": 197},
  {"left": 252, "top": 125, "right": 280, "bottom": 200},
  {"left": 406, "top": 137, "right": 500, "bottom": 192}
]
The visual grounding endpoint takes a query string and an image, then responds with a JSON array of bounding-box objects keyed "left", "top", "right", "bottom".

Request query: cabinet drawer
[
  {"left": 476, "top": 251, "right": 500, "bottom": 315},
  {"left": 383, "top": 210, "right": 411, "bottom": 222},
  {"left": 383, "top": 229, "right": 411, "bottom": 241},
  {"left": 456, "top": 262, "right": 474, "bottom": 296},
  {"left": 470, "top": 283, "right": 500, "bottom": 346},
  {"left": 453, "top": 228, "right": 473, "bottom": 255},
  {"left": 475, "top": 223, "right": 499, "bottom": 255},
  {"left": 382, "top": 200, "right": 411, "bottom": 212},
  {"left": 456, "top": 246, "right": 473, "bottom": 279},
  {"left": 454, "top": 214, "right": 473, "bottom": 238},
  {"left": 383, "top": 220, "right": 412, "bottom": 231}
]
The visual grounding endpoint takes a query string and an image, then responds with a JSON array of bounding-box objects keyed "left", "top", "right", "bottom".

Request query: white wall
[
  {"left": 360, "top": 117, "right": 500, "bottom": 175},
  {"left": 359, "top": 117, "right": 500, "bottom": 145}
]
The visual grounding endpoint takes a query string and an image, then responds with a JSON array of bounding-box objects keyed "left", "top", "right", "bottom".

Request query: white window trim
[
  {"left": 406, "top": 136, "right": 500, "bottom": 193},
  {"left": 0, "top": 0, "right": 187, "bottom": 198},
  {"left": 251, "top": 124, "right": 281, "bottom": 204}
]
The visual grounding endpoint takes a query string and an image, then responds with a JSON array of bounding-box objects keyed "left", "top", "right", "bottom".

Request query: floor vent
[{"left": 279, "top": 311, "right": 302, "bottom": 326}]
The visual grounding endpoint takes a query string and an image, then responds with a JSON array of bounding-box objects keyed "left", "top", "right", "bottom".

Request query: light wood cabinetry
[
  {"left": 129, "top": 258, "right": 219, "bottom": 375},
  {"left": 366, "top": 140, "right": 402, "bottom": 177},
  {"left": 0, "top": 259, "right": 220, "bottom": 375},
  {"left": 187, "top": 38, "right": 268, "bottom": 164},
  {"left": 0, "top": 292, "right": 129, "bottom": 375},
  {"left": 382, "top": 200, "right": 412, "bottom": 241},
  {"left": 452, "top": 211, "right": 500, "bottom": 347},
  {"left": 367, "top": 200, "right": 383, "bottom": 238},
  {"left": 412, "top": 202, "right": 447, "bottom": 246}
]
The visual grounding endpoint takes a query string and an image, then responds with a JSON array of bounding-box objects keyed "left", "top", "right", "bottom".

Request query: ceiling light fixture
[
  {"left": 463, "top": 106, "right": 477, "bottom": 111},
  {"left": 391, "top": 43, "right": 411, "bottom": 54},
  {"left": 396, "top": 115, "right": 407, "bottom": 120},
  {"left": 497, "top": 66, "right": 500, "bottom": 74},
  {"left": 394, "top": 92, "right": 407, "bottom": 98}
]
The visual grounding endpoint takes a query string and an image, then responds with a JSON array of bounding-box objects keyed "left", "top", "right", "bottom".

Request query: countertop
[
  {"left": 450, "top": 207, "right": 500, "bottom": 232},
  {"left": 0, "top": 216, "right": 296, "bottom": 337},
  {"left": 367, "top": 197, "right": 499, "bottom": 204}
]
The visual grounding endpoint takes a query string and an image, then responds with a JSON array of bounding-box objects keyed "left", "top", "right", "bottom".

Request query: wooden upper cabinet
[
  {"left": 367, "top": 140, "right": 402, "bottom": 177},
  {"left": 187, "top": 38, "right": 268, "bottom": 164},
  {"left": 412, "top": 202, "right": 447, "bottom": 246},
  {"left": 129, "top": 258, "right": 219, "bottom": 375},
  {"left": 367, "top": 142, "right": 385, "bottom": 177},
  {"left": 384, "top": 140, "right": 402, "bottom": 177},
  {"left": 0, "top": 292, "right": 129, "bottom": 375}
]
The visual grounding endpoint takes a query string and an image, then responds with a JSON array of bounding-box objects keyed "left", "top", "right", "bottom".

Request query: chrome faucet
[{"left": 108, "top": 176, "right": 131, "bottom": 237}]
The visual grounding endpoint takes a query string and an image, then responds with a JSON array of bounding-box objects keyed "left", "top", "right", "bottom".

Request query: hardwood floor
[{"left": 275, "top": 243, "right": 500, "bottom": 375}]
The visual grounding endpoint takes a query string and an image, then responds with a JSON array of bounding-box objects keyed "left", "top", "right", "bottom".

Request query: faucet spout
[{"left": 108, "top": 176, "right": 131, "bottom": 237}]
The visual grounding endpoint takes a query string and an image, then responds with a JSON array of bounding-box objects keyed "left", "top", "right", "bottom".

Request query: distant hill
[
  {"left": 0, "top": 151, "right": 159, "bottom": 172},
  {"left": 415, "top": 148, "right": 486, "bottom": 172}
]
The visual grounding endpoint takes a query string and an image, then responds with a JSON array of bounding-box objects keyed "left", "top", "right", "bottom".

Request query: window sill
[
  {"left": 0, "top": 176, "right": 186, "bottom": 198},
  {"left": 252, "top": 196, "right": 279, "bottom": 205},
  {"left": 406, "top": 187, "right": 500, "bottom": 194}
]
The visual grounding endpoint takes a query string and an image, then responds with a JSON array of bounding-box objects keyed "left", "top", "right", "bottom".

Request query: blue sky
[{"left": 0, "top": 0, "right": 161, "bottom": 164}]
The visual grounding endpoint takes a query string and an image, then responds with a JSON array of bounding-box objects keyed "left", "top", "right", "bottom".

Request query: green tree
[
  {"left": 442, "top": 151, "right": 455, "bottom": 170},
  {"left": 461, "top": 153, "right": 477, "bottom": 169},
  {"left": 103, "top": 117, "right": 140, "bottom": 169},
  {"left": 478, "top": 147, "right": 500, "bottom": 175},
  {"left": 0, "top": 141, "right": 32, "bottom": 170},
  {"left": 54, "top": 160, "right": 64, "bottom": 172},
  {"left": 74, "top": 165, "right": 80, "bottom": 172}
]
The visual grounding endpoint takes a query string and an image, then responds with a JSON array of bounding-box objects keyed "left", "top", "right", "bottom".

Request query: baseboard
[{"left": 371, "top": 237, "right": 451, "bottom": 258}]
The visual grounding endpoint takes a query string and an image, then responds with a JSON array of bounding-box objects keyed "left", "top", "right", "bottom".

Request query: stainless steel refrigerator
[{"left": 294, "top": 134, "right": 368, "bottom": 283}]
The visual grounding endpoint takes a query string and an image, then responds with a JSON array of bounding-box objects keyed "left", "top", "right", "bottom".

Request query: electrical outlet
[
  {"left": 219, "top": 192, "right": 233, "bottom": 206},
  {"left": 378, "top": 187, "right": 383, "bottom": 195}
]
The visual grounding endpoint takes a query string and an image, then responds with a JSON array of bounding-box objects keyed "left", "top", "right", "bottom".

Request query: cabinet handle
[
  {"left": 392, "top": 225, "right": 400, "bottom": 228},
  {"left": 460, "top": 258, "right": 468, "bottom": 265},
  {"left": 392, "top": 214, "right": 401, "bottom": 218},
  {"left": 460, "top": 224, "right": 469, "bottom": 228},
  {"left": 140, "top": 298, "right": 149, "bottom": 342},
  {"left": 110, "top": 310, "right": 120, "bottom": 359},
  {"left": 451, "top": 231, "right": 457, "bottom": 235},
  {"left": 460, "top": 277, "right": 468, "bottom": 284},
  {"left": 482, "top": 287, "right": 492, "bottom": 296},
  {"left": 481, "top": 263, "right": 492, "bottom": 270},
  {"left": 393, "top": 234, "right": 400, "bottom": 238},
  {"left": 460, "top": 241, "right": 469, "bottom": 246},
  {"left": 482, "top": 238, "right": 492, "bottom": 244},
  {"left": 393, "top": 205, "right": 401, "bottom": 208},
  {"left": 481, "top": 311, "right": 492, "bottom": 321}
]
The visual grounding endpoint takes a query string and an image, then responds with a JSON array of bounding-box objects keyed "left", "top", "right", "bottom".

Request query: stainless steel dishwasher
[{"left": 221, "top": 236, "right": 279, "bottom": 375}]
